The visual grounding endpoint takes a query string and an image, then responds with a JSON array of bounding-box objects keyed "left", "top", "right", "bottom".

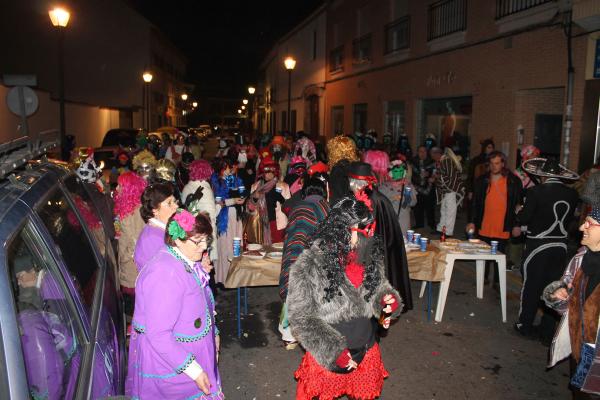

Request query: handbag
[{"left": 570, "top": 276, "right": 595, "bottom": 389}]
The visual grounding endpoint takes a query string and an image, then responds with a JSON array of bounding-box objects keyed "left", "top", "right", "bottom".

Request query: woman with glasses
[
  {"left": 287, "top": 197, "right": 402, "bottom": 400},
  {"left": 127, "top": 210, "right": 223, "bottom": 399},
  {"left": 544, "top": 172, "right": 600, "bottom": 397}
]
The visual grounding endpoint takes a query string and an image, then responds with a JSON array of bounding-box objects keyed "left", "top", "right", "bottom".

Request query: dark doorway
[
  {"left": 534, "top": 114, "right": 563, "bottom": 159},
  {"left": 308, "top": 95, "right": 320, "bottom": 138}
]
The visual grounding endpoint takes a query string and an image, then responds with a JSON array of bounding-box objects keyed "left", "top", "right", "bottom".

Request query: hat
[
  {"left": 258, "top": 157, "right": 280, "bottom": 176},
  {"left": 76, "top": 157, "right": 102, "bottom": 183},
  {"left": 308, "top": 161, "right": 329, "bottom": 176},
  {"left": 522, "top": 157, "right": 579, "bottom": 180},
  {"left": 520, "top": 145, "right": 540, "bottom": 160},
  {"left": 348, "top": 161, "right": 376, "bottom": 183},
  {"left": 271, "top": 135, "right": 286, "bottom": 147}
]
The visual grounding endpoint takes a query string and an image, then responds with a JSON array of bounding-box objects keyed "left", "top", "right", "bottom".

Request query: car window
[
  {"left": 7, "top": 222, "right": 85, "bottom": 400},
  {"left": 101, "top": 132, "right": 119, "bottom": 147},
  {"left": 36, "top": 188, "right": 100, "bottom": 310}
]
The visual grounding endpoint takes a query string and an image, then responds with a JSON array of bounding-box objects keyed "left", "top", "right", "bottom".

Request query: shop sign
[
  {"left": 426, "top": 71, "right": 456, "bottom": 88},
  {"left": 594, "top": 39, "right": 600, "bottom": 79}
]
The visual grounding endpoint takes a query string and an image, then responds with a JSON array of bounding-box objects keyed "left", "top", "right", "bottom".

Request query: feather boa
[{"left": 211, "top": 172, "right": 242, "bottom": 235}]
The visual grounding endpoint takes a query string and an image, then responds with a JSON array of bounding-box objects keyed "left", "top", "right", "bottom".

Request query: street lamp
[
  {"left": 248, "top": 86, "right": 256, "bottom": 95},
  {"left": 49, "top": 6, "right": 70, "bottom": 160},
  {"left": 284, "top": 56, "right": 296, "bottom": 133},
  {"left": 192, "top": 101, "right": 198, "bottom": 108},
  {"left": 241, "top": 105, "right": 246, "bottom": 110},
  {"left": 242, "top": 99, "right": 248, "bottom": 105},
  {"left": 237, "top": 109, "right": 242, "bottom": 114},
  {"left": 181, "top": 93, "right": 188, "bottom": 101},
  {"left": 142, "top": 71, "right": 153, "bottom": 132}
]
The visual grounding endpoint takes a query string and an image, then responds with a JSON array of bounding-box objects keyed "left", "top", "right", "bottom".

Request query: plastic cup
[
  {"left": 406, "top": 230, "right": 414, "bottom": 243},
  {"left": 414, "top": 233, "right": 421, "bottom": 245},
  {"left": 490, "top": 240, "right": 498, "bottom": 255},
  {"left": 420, "top": 238, "right": 429, "bottom": 252}
]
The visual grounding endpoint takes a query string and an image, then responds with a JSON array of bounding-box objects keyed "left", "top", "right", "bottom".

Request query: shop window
[
  {"left": 419, "top": 97, "right": 472, "bottom": 159},
  {"left": 353, "top": 103, "right": 368, "bottom": 135},
  {"left": 427, "top": 0, "right": 467, "bottom": 41},
  {"left": 331, "top": 106, "right": 344, "bottom": 135}
]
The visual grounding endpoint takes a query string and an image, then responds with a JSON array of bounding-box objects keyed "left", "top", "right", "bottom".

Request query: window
[
  {"left": 385, "top": 17, "right": 411, "bottom": 53},
  {"left": 385, "top": 101, "right": 406, "bottom": 145},
  {"left": 353, "top": 103, "right": 368, "bottom": 135},
  {"left": 329, "top": 45, "right": 344, "bottom": 72},
  {"left": 331, "top": 106, "right": 344, "bottom": 135},
  {"left": 36, "top": 188, "right": 101, "bottom": 310},
  {"left": 7, "top": 223, "right": 85, "bottom": 400},
  {"left": 496, "top": 0, "right": 553, "bottom": 19},
  {"left": 353, "top": 34, "right": 372, "bottom": 64},
  {"left": 427, "top": 0, "right": 467, "bottom": 41}
]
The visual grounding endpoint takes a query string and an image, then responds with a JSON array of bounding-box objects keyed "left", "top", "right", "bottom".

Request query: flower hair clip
[{"left": 168, "top": 209, "right": 196, "bottom": 241}]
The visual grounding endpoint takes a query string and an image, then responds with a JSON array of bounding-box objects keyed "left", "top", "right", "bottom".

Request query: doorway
[{"left": 534, "top": 114, "right": 562, "bottom": 160}]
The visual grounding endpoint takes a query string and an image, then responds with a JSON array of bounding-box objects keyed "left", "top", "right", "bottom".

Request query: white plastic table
[{"left": 419, "top": 251, "right": 507, "bottom": 323}]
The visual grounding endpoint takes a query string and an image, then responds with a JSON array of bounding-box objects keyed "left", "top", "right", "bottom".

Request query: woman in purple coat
[
  {"left": 134, "top": 182, "right": 178, "bottom": 271},
  {"left": 127, "top": 210, "right": 223, "bottom": 399}
]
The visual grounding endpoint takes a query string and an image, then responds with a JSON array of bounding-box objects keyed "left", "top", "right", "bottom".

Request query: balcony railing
[
  {"left": 352, "top": 34, "right": 372, "bottom": 64},
  {"left": 496, "top": 0, "right": 554, "bottom": 19},
  {"left": 384, "top": 16, "right": 411, "bottom": 54},
  {"left": 329, "top": 45, "right": 344, "bottom": 72},
  {"left": 427, "top": 0, "right": 467, "bottom": 41}
]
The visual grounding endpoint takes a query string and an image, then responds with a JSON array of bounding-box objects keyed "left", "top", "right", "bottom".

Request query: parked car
[
  {"left": 0, "top": 151, "right": 126, "bottom": 398},
  {"left": 95, "top": 128, "right": 143, "bottom": 171}
]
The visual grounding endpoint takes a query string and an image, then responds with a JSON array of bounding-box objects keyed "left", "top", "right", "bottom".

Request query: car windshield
[{"left": 101, "top": 131, "right": 137, "bottom": 147}]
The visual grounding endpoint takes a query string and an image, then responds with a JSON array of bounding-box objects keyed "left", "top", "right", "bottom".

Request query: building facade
[
  {"left": 1, "top": 0, "right": 189, "bottom": 146},
  {"left": 259, "top": 5, "right": 327, "bottom": 139},
  {"left": 262, "top": 0, "right": 600, "bottom": 171}
]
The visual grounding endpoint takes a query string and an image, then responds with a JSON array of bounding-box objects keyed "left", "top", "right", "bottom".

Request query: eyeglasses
[
  {"left": 188, "top": 237, "right": 208, "bottom": 246},
  {"left": 583, "top": 219, "right": 600, "bottom": 229}
]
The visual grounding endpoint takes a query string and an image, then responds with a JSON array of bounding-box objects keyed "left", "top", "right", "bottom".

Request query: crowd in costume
[{"left": 66, "top": 126, "right": 600, "bottom": 398}]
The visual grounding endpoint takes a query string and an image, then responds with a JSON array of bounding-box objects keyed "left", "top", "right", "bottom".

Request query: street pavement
[{"left": 215, "top": 263, "right": 570, "bottom": 400}]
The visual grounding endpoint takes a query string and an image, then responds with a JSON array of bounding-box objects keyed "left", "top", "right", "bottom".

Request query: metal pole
[
  {"left": 147, "top": 82, "right": 151, "bottom": 132},
  {"left": 287, "top": 69, "right": 292, "bottom": 133},
  {"left": 142, "top": 84, "right": 146, "bottom": 132},
  {"left": 562, "top": 10, "right": 574, "bottom": 167},
  {"left": 58, "top": 27, "right": 67, "bottom": 160}
]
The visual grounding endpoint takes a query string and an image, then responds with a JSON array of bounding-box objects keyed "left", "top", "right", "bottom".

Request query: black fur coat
[{"left": 287, "top": 239, "right": 403, "bottom": 370}]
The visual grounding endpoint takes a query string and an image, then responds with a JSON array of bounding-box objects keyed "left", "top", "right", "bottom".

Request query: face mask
[
  {"left": 219, "top": 140, "right": 227, "bottom": 148},
  {"left": 389, "top": 166, "right": 406, "bottom": 180},
  {"left": 272, "top": 144, "right": 282, "bottom": 152},
  {"left": 237, "top": 151, "right": 247, "bottom": 163}
]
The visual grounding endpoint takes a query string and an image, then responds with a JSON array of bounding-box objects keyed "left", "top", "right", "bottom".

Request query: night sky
[{"left": 129, "top": 0, "right": 324, "bottom": 99}]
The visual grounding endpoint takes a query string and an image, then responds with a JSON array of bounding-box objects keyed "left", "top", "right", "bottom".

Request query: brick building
[{"left": 262, "top": 0, "right": 600, "bottom": 171}]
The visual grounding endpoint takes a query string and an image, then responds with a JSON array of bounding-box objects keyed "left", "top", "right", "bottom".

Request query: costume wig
[
  {"left": 114, "top": 171, "right": 147, "bottom": 220},
  {"left": 363, "top": 150, "right": 390, "bottom": 181},
  {"left": 327, "top": 136, "right": 359, "bottom": 168},
  {"left": 189, "top": 160, "right": 213, "bottom": 181},
  {"left": 313, "top": 196, "right": 383, "bottom": 302},
  {"left": 132, "top": 149, "right": 157, "bottom": 171},
  {"left": 155, "top": 159, "right": 176, "bottom": 182}
]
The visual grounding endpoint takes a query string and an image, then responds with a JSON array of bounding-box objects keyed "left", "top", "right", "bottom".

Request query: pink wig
[
  {"left": 363, "top": 150, "right": 390, "bottom": 178},
  {"left": 189, "top": 160, "right": 213, "bottom": 181},
  {"left": 114, "top": 171, "right": 147, "bottom": 220}
]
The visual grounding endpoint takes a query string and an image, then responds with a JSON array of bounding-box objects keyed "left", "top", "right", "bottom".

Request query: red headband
[{"left": 348, "top": 173, "right": 377, "bottom": 184}]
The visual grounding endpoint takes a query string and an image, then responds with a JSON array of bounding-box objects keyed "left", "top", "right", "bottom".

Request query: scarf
[
  {"left": 211, "top": 173, "right": 238, "bottom": 235},
  {"left": 582, "top": 248, "right": 600, "bottom": 301},
  {"left": 253, "top": 178, "right": 278, "bottom": 245}
]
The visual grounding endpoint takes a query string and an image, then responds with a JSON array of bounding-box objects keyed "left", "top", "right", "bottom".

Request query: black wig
[{"left": 313, "top": 196, "right": 383, "bottom": 302}]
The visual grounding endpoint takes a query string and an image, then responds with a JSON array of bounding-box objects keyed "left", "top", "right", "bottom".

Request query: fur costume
[{"left": 287, "top": 197, "right": 402, "bottom": 372}]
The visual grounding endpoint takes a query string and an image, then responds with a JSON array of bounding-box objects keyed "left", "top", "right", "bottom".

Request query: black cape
[{"left": 370, "top": 188, "right": 413, "bottom": 311}]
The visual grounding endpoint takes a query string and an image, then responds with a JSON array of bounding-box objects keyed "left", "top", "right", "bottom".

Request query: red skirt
[{"left": 295, "top": 343, "right": 388, "bottom": 400}]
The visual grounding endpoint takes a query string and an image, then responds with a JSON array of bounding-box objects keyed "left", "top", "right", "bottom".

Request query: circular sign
[{"left": 6, "top": 86, "right": 39, "bottom": 117}]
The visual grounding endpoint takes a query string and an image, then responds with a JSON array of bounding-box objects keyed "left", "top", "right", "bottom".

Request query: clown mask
[{"left": 389, "top": 165, "right": 406, "bottom": 181}]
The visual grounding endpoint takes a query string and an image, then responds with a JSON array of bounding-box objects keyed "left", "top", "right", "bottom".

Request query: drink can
[
  {"left": 490, "top": 240, "right": 498, "bottom": 255},
  {"left": 413, "top": 233, "right": 421, "bottom": 245},
  {"left": 420, "top": 238, "right": 429, "bottom": 252},
  {"left": 275, "top": 186, "right": 282, "bottom": 193},
  {"left": 233, "top": 237, "right": 242, "bottom": 257},
  {"left": 215, "top": 196, "right": 222, "bottom": 203},
  {"left": 467, "top": 229, "right": 474, "bottom": 240},
  {"left": 406, "top": 230, "right": 414, "bottom": 242}
]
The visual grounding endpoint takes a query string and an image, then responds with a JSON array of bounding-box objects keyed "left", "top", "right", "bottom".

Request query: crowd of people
[{"left": 69, "top": 129, "right": 600, "bottom": 399}]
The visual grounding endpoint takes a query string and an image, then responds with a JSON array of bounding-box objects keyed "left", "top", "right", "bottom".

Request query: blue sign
[{"left": 594, "top": 39, "right": 600, "bottom": 79}]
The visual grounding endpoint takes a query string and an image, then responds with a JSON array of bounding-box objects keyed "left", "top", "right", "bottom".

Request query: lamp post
[
  {"left": 49, "top": 7, "right": 70, "bottom": 160},
  {"left": 247, "top": 86, "right": 256, "bottom": 132},
  {"left": 284, "top": 57, "right": 296, "bottom": 134},
  {"left": 142, "top": 71, "right": 153, "bottom": 132},
  {"left": 181, "top": 93, "right": 188, "bottom": 101}
]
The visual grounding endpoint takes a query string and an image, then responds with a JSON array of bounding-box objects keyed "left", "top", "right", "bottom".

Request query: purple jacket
[
  {"left": 126, "top": 248, "right": 223, "bottom": 399},
  {"left": 134, "top": 224, "right": 166, "bottom": 272}
]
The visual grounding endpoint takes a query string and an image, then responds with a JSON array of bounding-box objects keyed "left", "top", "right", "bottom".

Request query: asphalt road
[{"left": 215, "top": 262, "right": 570, "bottom": 400}]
